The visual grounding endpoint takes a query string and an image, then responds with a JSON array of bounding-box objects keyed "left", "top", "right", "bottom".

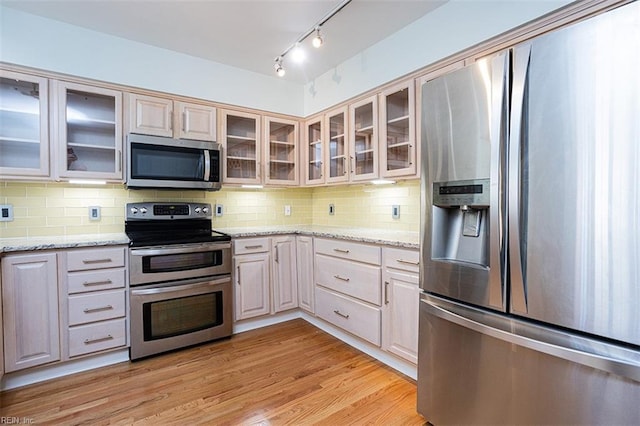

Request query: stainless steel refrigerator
[{"left": 417, "top": 2, "right": 640, "bottom": 424}]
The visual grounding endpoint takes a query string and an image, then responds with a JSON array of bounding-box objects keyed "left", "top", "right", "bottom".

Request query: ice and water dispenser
[{"left": 430, "top": 178, "right": 490, "bottom": 268}]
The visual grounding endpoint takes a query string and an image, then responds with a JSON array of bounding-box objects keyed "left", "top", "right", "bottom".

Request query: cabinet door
[
  {"left": 176, "top": 101, "right": 216, "bottom": 141},
  {"left": 349, "top": 95, "right": 379, "bottom": 181},
  {"left": 0, "top": 70, "right": 50, "bottom": 178},
  {"left": 324, "top": 106, "right": 349, "bottom": 184},
  {"left": 128, "top": 93, "right": 173, "bottom": 137},
  {"left": 304, "top": 116, "right": 324, "bottom": 185},
  {"left": 234, "top": 252, "right": 270, "bottom": 320},
  {"left": 264, "top": 116, "right": 299, "bottom": 186},
  {"left": 296, "top": 236, "right": 314, "bottom": 313},
  {"left": 272, "top": 236, "right": 298, "bottom": 312},
  {"left": 221, "top": 110, "right": 262, "bottom": 184},
  {"left": 379, "top": 82, "right": 416, "bottom": 178},
  {"left": 2, "top": 253, "right": 60, "bottom": 372},
  {"left": 55, "top": 81, "right": 123, "bottom": 180},
  {"left": 382, "top": 269, "right": 419, "bottom": 364}
]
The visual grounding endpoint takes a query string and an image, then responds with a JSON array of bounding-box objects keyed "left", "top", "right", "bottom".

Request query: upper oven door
[
  {"left": 129, "top": 242, "right": 231, "bottom": 286},
  {"left": 126, "top": 133, "right": 221, "bottom": 190}
]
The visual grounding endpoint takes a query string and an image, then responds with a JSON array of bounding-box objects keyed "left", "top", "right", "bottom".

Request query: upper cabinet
[
  {"left": 304, "top": 115, "right": 324, "bottom": 185},
  {"left": 264, "top": 116, "right": 299, "bottom": 186},
  {"left": 127, "top": 93, "right": 216, "bottom": 142},
  {"left": 221, "top": 109, "right": 261, "bottom": 185},
  {"left": 0, "top": 70, "right": 50, "bottom": 178},
  {"left": 349, "top": 95, "right": 379, "bottom": 181},
  {"left": 324, "top": 106, "right": 349, "bottom": 184},
  {"left": 54, "top": 81, "right": 123, "bottom": 180},
  {"left": 379, "top": 82, "right": 416, "bottom": 178}
]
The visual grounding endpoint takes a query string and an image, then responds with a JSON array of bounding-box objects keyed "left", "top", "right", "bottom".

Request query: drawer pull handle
[
  {"left": 333, "top": 310, "right": 350, "bottom": 319},
  {"left": 83, "top": 279, "right": 113, "bottom": 287},
  {"left": 84, "top": 305, "right": 113, "bottom": 313},
  {"left": 334, "top": 275, "right": 350, "bottom": 282},
  {"left": 82, "top": 258, "right": 113, "bottom": 264},
  {"left": 84, "top": 335, "right": 113, "bottom": 344},
  {"left": 244, "top": 245, "right": 263, "bottom": 249},
  {"left": 333, "top": 248, "right": 350, "bottom": 254},
  {"left": 397, "top": 259, "right": 419, "bottom": 266}
]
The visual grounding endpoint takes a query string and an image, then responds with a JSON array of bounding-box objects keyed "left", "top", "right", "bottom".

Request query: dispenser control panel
[{"left": 433, "top": 178, "right": 490, "bottom": 207}]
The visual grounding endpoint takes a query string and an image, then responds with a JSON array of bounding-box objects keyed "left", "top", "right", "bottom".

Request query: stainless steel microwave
[{"left": 126, "top": 134, "right": 221, "bottom": 191}]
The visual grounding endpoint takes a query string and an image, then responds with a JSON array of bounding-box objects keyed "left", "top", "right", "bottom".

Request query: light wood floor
[{"left": 0, "top": 319, "right": 426, "bottom": 425}]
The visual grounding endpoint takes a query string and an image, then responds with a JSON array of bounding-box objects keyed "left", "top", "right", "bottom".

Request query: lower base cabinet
[{"left": 233, "top": 238, "right": 271, "bottom": 321}]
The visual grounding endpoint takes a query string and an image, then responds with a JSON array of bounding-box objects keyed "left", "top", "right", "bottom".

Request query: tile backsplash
[{"left": 0, "top": 180, "right": 420, "bottom": 238}]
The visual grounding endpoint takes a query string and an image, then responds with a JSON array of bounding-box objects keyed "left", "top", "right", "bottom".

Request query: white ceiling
[{"left": 1, "top": 0, "right": 448, "bottom": 84}]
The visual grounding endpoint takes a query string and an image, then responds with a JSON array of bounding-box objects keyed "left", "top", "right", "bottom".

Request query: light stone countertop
[{"left": 0, "top": 227, "right": 419, "bottom": 253}]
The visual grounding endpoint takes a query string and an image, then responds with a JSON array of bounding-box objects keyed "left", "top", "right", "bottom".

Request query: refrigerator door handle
[
  {"left": 508, "top": 44, "right": 532, "bottom": 314},
  {"left": 423, "top": 297, "right": 640, "bottom": 383}
]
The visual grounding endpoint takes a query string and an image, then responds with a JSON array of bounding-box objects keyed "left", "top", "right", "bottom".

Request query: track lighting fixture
[{"left": 273, "top": 0, "right": 352, "bottom": 77}]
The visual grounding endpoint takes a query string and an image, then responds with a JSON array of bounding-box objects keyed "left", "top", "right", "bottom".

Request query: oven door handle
[
  {"left": 131, "top": 242, "right": 231, "bottom": 256},
  {"left": 131, "top": 276, "right": 231, "bottom": 296}
]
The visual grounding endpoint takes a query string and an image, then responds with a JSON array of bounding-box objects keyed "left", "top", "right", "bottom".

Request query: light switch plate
[
  {"left": 392, "top": 205, "right": 400, "bottom": 219},
  {"left": 89, "top": 206, "right": 101, "bottom": 221},
  {"left": 215, "top": 204, "right": 223, "bottom": 216},
  {"left": 329, "top": 204, "right": 335, "bottom": 215},
  {"left": 0, "top": 204, "right": 14, "bottom": 222},
  {"left": 284, "top": 205, "right": 291, "bottom": 216}
]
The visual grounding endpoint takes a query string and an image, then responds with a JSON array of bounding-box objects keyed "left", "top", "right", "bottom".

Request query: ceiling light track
[{"left": 274, "top": 0, "right": 352, "bottom": 76}]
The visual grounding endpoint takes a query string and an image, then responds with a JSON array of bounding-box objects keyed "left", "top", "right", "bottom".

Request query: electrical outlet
[
  {"left": 89, "top": 206, "right": 101, "bottom": 221},
  {"left": 0, "top": 204, "right": 14, "bottom": 222},
  {"left": 284, "top": 205, "right": 291, "bottom": 216},
  {"left": 215, "top": 204, "right": 223, "bottom": 216},
  {"left": 329, "top": 204, "right": 335, "bottom": 215},
  {"left": 392, "top": 205, "right": 400, "bottom": 219}
]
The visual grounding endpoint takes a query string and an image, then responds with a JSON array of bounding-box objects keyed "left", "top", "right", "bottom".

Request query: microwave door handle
[{"left": 204, "top": 149, "right": 211, "bottom": 181}]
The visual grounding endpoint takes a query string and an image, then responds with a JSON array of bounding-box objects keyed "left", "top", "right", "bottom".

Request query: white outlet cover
[{"left": 284, "top": 205, "right": 291, "bottom": 216}]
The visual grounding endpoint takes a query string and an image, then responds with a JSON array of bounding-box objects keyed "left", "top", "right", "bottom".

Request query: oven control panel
[{"left": 126, "top": 202, "right": 211, "bottom": 220}]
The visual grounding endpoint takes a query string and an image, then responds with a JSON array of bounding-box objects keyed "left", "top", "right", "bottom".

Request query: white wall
[
  {"left": 303, "top": 0, "right": 573, "bottom": 116},
  {"left": 0, "top": 6, "right": 304, "bottom": 116}
]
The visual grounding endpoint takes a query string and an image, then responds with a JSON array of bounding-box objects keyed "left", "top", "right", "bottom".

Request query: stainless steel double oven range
[{"left": 125, "top": 202, "right": 232, "bottom": 360}]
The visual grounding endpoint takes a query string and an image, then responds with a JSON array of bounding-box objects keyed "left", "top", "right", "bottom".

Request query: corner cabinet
[
  {"left": 304, "top": 116, "right": 324, "bottom": 185},
  {"left": 0, "top": 70, "right": 50, "bottom": 178},
  {"left": 296, "top": 235, "right": 315, "bottom": 313},
  {"left": 324, "top": 106, "right": 349, "bottom": 184},
  {"left": 264, "top": 117, "right": 299, "bottom": 186},
  {"left": 127, "top": 93, "right": 216, "bottom": 142},
  {"left": 379, "top": 82, "right": 416, "bottom": 178},
  {"left": 221, "top": 110, "right": 262, "bottom": 185},
  {"left": 349, "top": 95, "right": 379, "bottom": 181},
  {"left": 54, "top": 81, "right": 123, "bottom": 180}
]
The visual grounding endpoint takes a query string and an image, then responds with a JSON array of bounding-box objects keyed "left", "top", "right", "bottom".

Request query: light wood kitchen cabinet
[
  {"left": 382, "top": 247, "right": 420, "bottom": 364},
  {"left": 233, "top": 238, "right": 271, "bottom": 320},
  {"left": 61, "top": 246, "right": 128, "bottom": 358},
  {"left": 304, "top": 115, "right": 324, "bottom": 185},
  {"left": 0, "top": 70, "right": 50, "bottom": 178},
  {"left": 379, "top": 82, "right": 416, "bottom": 178},
  {"left": 2, "top": 252, "right": 60, "bottom": 373},
  {"left": 221, "top": 109, "right": 262, "bottom": 185},
  {"left": 264, "top": 116, "right": 299, "bottom": 186},
  {"left": 324, "top": 106, "right": 349, "bottom": 184},
  {"left": 127, "top": 93, "right": 216, "bottom": 141},
  {"left": 349, "top": 95, "right": 379, "bottom": 181},
  {"left": 0, "top": 272, "right": 4, "bottom": 380},
  {"left": 296, "top": 235, "right": 314, "bottom": 313},
  {"left": 271, "top": 235, "right": 298, "bottom": 312},
  {"left": 54, "top": 80, "right": 123, "bottom": 180}
]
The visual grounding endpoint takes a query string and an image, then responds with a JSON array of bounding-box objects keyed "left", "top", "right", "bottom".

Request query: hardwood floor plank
[{"left": 0, "top": 319, "right": 426, "bottom": 425}]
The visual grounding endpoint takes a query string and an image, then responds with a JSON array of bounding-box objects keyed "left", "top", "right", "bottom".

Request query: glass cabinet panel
[
  {"left": 349, "top": 96, "right": 378, "bottom": 181},
  {"left": 57, "top": 81, "right": 123, "bottom": 180},
  {"left": 325, "top": 106, "right": 348, "bottom": 183},
  {"left": 380, "top": 83, "right": 416, "bottom": 177},
  {"left": 222, "top": 110, "right": 261, "bottom": 184},
  {"left": 0, "top": 71, "right": 49, "bottom": 177},
  {"left": 305, "top": 117, "right": 324, "bottom": 184},
  {"left": 265, "top": 117, "right": 298, "bottom": 185}
]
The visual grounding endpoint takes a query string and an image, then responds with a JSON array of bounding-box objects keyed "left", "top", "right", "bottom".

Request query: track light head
[
  {"left": 274, "top": 57, "right": 285, "bottom": 77},
  {"left": 312, "top": 28, "right": 323, "bottom": 48}
]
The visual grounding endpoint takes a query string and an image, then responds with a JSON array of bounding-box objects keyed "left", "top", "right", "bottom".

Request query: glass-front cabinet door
[
  {"left": 0, "top": 70, "right": 49, "bottom": 178},
  {"left": 304, "top": 116, "right": 324, "bottom": 185},
  {"left": 380, "top": 82, "right": 416, "bottom": 177},
  {"left": 349, "top": 95, "right": 378, "bottom": 181},
  {"left": 264, "top": 116, "right": 298, "bottom": 186},
  {"left": 324, "top": 106, "right": 349, "bottom": 184},
  {"left": 55, "top": 81, "right": 123, "bottom": 180},
  {"left": 221, "top": 109, "right": 261, "bottom": 184}
]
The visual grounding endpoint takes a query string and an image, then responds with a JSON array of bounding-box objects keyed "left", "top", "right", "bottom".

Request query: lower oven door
[{"left": 130, "top": 275, "right": 232, "bottom": 360}]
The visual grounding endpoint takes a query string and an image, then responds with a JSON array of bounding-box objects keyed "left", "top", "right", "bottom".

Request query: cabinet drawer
[
  {"left": 68, "top": 318, "right": 126, "bottom": 357},
  {"left": 234, "top": 238, "right": 270, "bottom": 255},
  {"left": 67, "top": 247, "right": 126, "bottom": 271},
  {"left": 383, "top": 247, "right": 420, "bottom": 273},
  {"left": 314, "top": 238, "right": 380, "bottom": 265},
  {"left": 315, "top": 254, "right": 381, "bottom": 305},
  {"left": 68, "top": 290, "right": 126, "bottom": 326},
  {"left": 67, "top": 268, "right": 126, "bottom": 294},
  {"left": 315, "top": 286, "right": 381, "bottom": 346}
]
